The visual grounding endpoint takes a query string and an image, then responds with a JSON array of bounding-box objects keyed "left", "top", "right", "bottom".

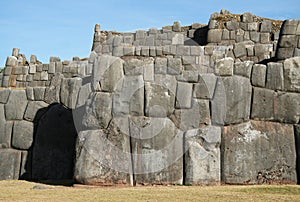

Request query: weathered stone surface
[
  {"left": 207, "top": 29, "right": 222, "bottom": 43},
  {"left": 24, "top": 101, "right": 48, "bottom": 122},
  {"left": 145, "top": 75, "right": 176, "bottom": 117},
  {"left": 222, "top": 121, "right": 296, "bottom": 184},
  {"left": 266, "top": 62, "right": 284, "bottom": 90},
  {"left": 143, "top": 58, "right": 154, "bottom": 82},
  {"left": 60, "top": 77, "right": 82, "bottom": 109},
  {"left": 193, "top": 74, "right": 217, "bottom": 99},
  {"left": 0, "top": 105, "right": 8, "bottom": 148},
  {"left": 242, "top": 12, "right": 254, "bottom": 23},
  {"left": 212, "top": 76, "right": 252, "bottom": 125},
  {"left": 76, "top": 83, "right": 92, "bottom": 108},
  {"left": 113, "top": 75, "right": 144, "bottom": 116},
  {"left": 130, "top": 117, "right": 183, "bottom": 185},
  {"left": 32, "top": 104, "right": 77, "bottom": 180},
  {"left": 83, "top": 92, "right": 112, "bottom": 129},
  {"left": 0, "top": 88, "right": 11, "bottom": 104},
  {"left": 260, "top": 20, "right": 272, "bottom": 32},
  {"left": 176, "top": 82, "right": 193, "bottom": 109},
  {"left": 0, "top": 149, "right": 21, "bottom": 180},
  {"left": 234, "top": 61, "right": 253, "bottom": 78},
  {"left": 277, "top": 47, "right": 294, "bottom": 60},
  {"left": 251, "top": 87, "right": 275, "bottom": 121},
  {"left": 12, "top": 121, "right": 34, "bottom": 150},
  {"left": 92, "top": 55, "right": 124, "bottom": 92},
  {"left": 44, "top": 73, "right": 63, "bottom": 104},
  {"left": 33, "top": 87, "right": 46, "bottom": 101},
  {"left": 274, "top": 92, "right": 300, "bottom": 123},
  {"left": 279, "top": 35, "right": 297, "bottom": 48},
  {"left": 167, "top": 58, "right": 182, "bottom": 75},
  {"left": 75, "top": 127, "right": 131, "bottom": 185},
  {"left": 184, "top": 126, "right": 221, "bottom": 185},
  {"left": 281, "top": 20, "right": 299, "bottom": 35},
  {"left": 283, "top": 57, "right": 300, "bottom": 92},
  {"left": 124, "top": 59, "right": 144, "bottom": 75},
  {"left": 5, "top": 90, "right": 27, "bottom": 120},
  {"left": 5, "top": 56, "right": 18, "bottom": 67},
  {"left": 155, "top": 58, "right": 167, "bottom": 74},
  {"left": 215, "top": 57, "right": 234, "bottom": 76},
  {"left": 251, "top": 64, "right": 267, "bottom": 87},
  {"left": 233, "top": 43, "right": 247, "bottom": 58}
]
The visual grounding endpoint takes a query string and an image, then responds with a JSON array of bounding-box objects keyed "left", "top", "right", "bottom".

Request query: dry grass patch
[{"left": 0, "top": 180, "right": 300, "bottom": 202}]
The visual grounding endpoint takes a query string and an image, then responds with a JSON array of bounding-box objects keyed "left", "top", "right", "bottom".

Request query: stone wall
[{"left": 0, "top": 11, "right": 300, "bottom": 186}]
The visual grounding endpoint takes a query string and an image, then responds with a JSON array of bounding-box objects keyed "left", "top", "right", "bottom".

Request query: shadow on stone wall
[
  {"left": 184, "top": 26, "right": 209, "bottom": 46},
  {"left": 20, "top": 103, "right": 78, "bottom": 185}
]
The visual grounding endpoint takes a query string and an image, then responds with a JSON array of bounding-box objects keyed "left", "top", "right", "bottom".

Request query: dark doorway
[{"left": 31, "top": 103, "right": 77, "bottom": 183}]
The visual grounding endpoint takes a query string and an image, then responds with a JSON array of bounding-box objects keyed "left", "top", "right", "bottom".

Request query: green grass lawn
[{"left": 0, "top": 180, "right": 300, "bottom": 202}]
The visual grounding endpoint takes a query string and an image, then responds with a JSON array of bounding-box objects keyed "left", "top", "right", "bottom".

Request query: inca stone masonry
[{"left": 1, "top": 10, "right": 300, "bottom": 185}]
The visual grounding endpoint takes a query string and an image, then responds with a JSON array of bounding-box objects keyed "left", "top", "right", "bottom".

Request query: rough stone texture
[
  {"left": 0, "top": 89, "right": 11, "bottom": 104},
  {"left": 24, "top": 101, "right": 48, "bottom": 122},
  {"left": 0, "top": 105, "right": 9, "bottom": 148},
  {"left": 233, "top": 43, "right": 247, "bottom": 58},
  {"left": 266, "top": 62, "right": 284, "bottom": 90},
  {"left": 222, "top": 121, "right": 296, "bottom": 184},
  {"left": 44, "top": 73, "right": 63, "bottom": 104},
  {"left": 130, "top": 117, "right": 183, "bottom": 185},
  {"left": 12, "top": 121, "right": 34, "bottom": 150},
  {"left": 207, "top": 29, "right": 222, "bottom": 43},
  {"left": 251, "top": 64, "right": 267, "bottom": 87},
  {"left": 60, "top": 77, "right": 82, "bottom": 109},
  {"left": 5, "top": 90, "right": 28, "bottom": 120},
  {"left": 175, "top": 82, "right": 193, "bottom": 109},
  {"left": 212, "top": 76, "right": 252, "bottom": 125},
  {"left": 33, "top": 87, "right": 46, "bottom": 101},
  {"left": 193, "top": 74, "right": 217, "bottom": 99},
  {"left": 82, "top": 92, "right": 112, "bottom": 129},
  {"left": 0, "top": 149, "right": 21, "bottom": 180},
  {"left": 234, "top": 61, "right": 253, "bottom": 78},
  {"left": 283, "top": 57, "right": 300, "bottom": 92},
  {"left": 184, "top": 126, "right": 221, "bottom": 185},
  {"left": 251, "top": 87, "right": 275, "bottom": 121},
  {"left": 215, "top": 57, "right": 234, "bottom": 76},
  {"left": 75, "top": 126, "right": 131, "bottom": 185},
  {"left": 76, "top": 83, "right": 92, "bottom": 108}
]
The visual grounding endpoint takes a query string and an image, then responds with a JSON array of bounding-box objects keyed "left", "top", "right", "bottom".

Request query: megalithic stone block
[{"left": 0, "top": 149, "right": 21, "bottom": 180}]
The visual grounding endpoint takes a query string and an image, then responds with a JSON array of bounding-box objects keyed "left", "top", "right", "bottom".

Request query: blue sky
[{"left": 0, "top": 0, "right": 299, "bottom": 67}]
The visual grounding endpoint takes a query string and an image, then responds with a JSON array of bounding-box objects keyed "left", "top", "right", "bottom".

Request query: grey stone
[
  {"left": 190, "top": 46, "right": 203, "bottom": 56},
  {"left": 283, "top": 57, "right": 300, "bottom": 92},
  {"left": 124, "top": 59, "right": 144, "bottom": 75},
  {"left": 279, "top": 35, "right": 297, "bottom": 48},
  {"left": 175, "top": 82, "right": 193, "bottom": 109},
  {"left": 184, "top": 126, "right": 221, "bottom": 185},
  {"left": 266, "top": 62, "right": 284, "bottom": 90},
  {"left": 123, "top": 46, "right": 135, "bottom": 56},
  {"left": 40, "top": 71, "right": 48, "bottom": 81},
  {"left": 251, "top": 64, "right": 267, "bottom": 87},
  {"left": 0, "top": 89, "right": 11, "bottom": 104},
  {"left": 176, "top": 71, "right": 198, "bottom": 82},
  {"left": 60, "top": 77, "right": 82, "bottom": 109},
  {"left": 212, "top": 76, "right": 252, "bottom": 125},
  {"left": 83, "top": 92, "right": 112, "bottom": 129},
  {"left": 0, "top": 149, "right": 21, "bottom": 180},
  {"left": 113, "top": 75, "right": 144, "bottom": 116},
  {"left": 26, "top": 87, "right": 34, "bottom": 101},
  {"left": 143, "top": 58, "right": 154, "bottom": 82},
  {"left": 241, "top": 12, "right": 254, "bottom": 23},
  {"left": 14, "top": 67, "right": 23, "bottom": 75},
  {"left": 135, "top": 30, "right": 146, "bottom": 40},
  {"left": 30, "top": 55, "right": 37, "bottom": 63},
  {"left": 76, "top": 83, "right": 92, "bottom": 108},
  {"left": 4, "top": 66, "right": 12, "bottom": 76},
  {"left": 75, "top": 128, "right": 132, "bottom": 185},
  {"left": 274, "top": 92, "right": 300, "bottom": 123},
  {"left": 222, "top": 29, "right": 230, "bottom": 40},
  {"left": 112, "top": 46, "right": 123, "bottom": 57},
  {"left": 141, "top": 46, "right": 150, "bottom": 56},
  {"left": 0, "top": 105, "right": 8, "bottom": 148},
  {"left": 145, "top": 75, "right": 176, "bottom": 117},
  {"left": 260, "top": 20, "right": 272, "bottom": 32},
  {"left": 193, "top": 74, "right": 217, "bottom": 99},
  {"left": 172, "top": 34, "right": 184, "bottom": 45},
  {"left": 12, "top": 121, "right": 34, "bottom": 150},
  {"left": 172, "top": 21, "right": 181, "bottom": 32},
  {"left": 113, "top": 36, "right": 123, "bottom": 47},
  {"left": 176, "top": 46, "right": 190, "bottom": 56},
  {"left": 215, "top": 57, "right": 234, "bottom": 76},
  {"left": 5, "top": 90, "right": 27, "bottom": 120},
  {"left": 44, "top": 73, "right": 63, "bottom": 104},
  {"left": 145, "top": 36, "right": 155, "bottom": 46},
  {"left": 208, "top": 20, "right": 217, "bottom": 29},
  {"left": 226, "top": 21, "right": 239, "bottom": 31},
  {"left": 247, "top": 22, "right": 259, "bottom": 31},
  {"left": 130, "top": 117, "right": 183, "bottom": 185},
  {"left": 251, "top": 87, "right": 275, "bottom": 121},
  {"left": 250, "top": 32, "right": 260, "bottom": 43},
  {"left": 207, "top": 29, "right": 222, "bottom": 43},
  {"left": 234, "top": 61, "right": 253, "bottom": 78},
  {"left": 5, "top": 56, "right": 18, "bottom": 67},
  {"left": 260, "top": 33, "right": 270, "bottom": 44},
  {"left": 167, "top": 58, "right": 182, "bottom": 75},
  {"left": 276, "top": 47, "right": 295, "bottom": 60},
  {"left": 222, "top": 121, "right": 296, "bottom": 184},
  {"left": 24, "top": 101, "right": 48, "bottom": 122},
  {"left": 33, "top": 87, "right": 46, "bottom": 101},
  {"left": 92, "top": 55, "right": 124, "bottom": 92},
  {"left": 233, "top": 43, "right": 247, "bottom": 58},
  {"left": 281, "top": 20, "right": 299, "bottom": 35}
]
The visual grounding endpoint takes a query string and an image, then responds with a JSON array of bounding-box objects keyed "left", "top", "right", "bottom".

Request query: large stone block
[
  {"left": 281, "top": 20, "right": 299, "bottom": 35},
  {"left": 251, "top": 87, "right": 275, "bottom": 121},
  {"left": 124, "top": 59, "right": 144, "bottom": 75},
  {"left": 82, "top": 92, "right": 112, "bottom": 129},
  {"left": 0, "top": 89, "right": 11, "bottom": 104},
  {"left": 266, "top": 62, "right": 284, "bottom": 90},
  {"left": 145, "top": 75, "right": 176, "bottom": 117},
  {"left": 193, "top": 74, "right": 217, "bottom": 99},
  {"left": 130, "top": 117, "right": 183, "bottom": 185},
  {"left": 207, "top": 29, "right": 222, "bottom": 43},
  {"left": 12, "top": 121, "right": 34, "bottom": 150},
  {"left": 215, "top": 57, "right": 234, "bottom": 76},
  {"left": 113, "top": 75, "right": 144, "bottom": 116},
  {"left": 33, "top": 87, "right": 46, "bottom": 101},
  {"left": 167, "top": 58, "right": 182, "bottom": 75},
  {"left": 24, "top": 101, "right": 48, "bottom": 122},
  {"left": 233, "top": 43, "right": 247, "bottom": 58},
  {"left": 175, "top": 82, "right": 193, "bottom": 109},
  {"left": 0, "top": 149, "right": 21, "bottom": 180},
  {"left": 60, "top": 77, "right": 82, "bottom": 109},
  {"left": 279, "top": 35, "right": 297, "bottom": 48},
  {"left": 76, "top": 83, "right": 92, "bottom": 108},
  {"left": 5, "top": 90, "right": 27, "bottom": 120},
  {"left": 184, "top": 126, "right": 221, "bottom": 185},
  {"left": 283, "top": 57, "right": 300, "bottom": 92},
  {"left": 92, "top": 55, "right": 124, "bottom": 92},
  {"left": 222, "top": 121, "right": 296, "bottom": 184},
  {"left": 44, "top": 73, "right": 63, "bottom": 104},
  {"left": 212, "top": 76, "right": 252, "bottom": 125},
  {"left": 75, "top": 127, "right": 132, "bottom": 185},
  {"left": 234, "top": 61, "right": 253, "bottom": 78},
  {"left": 251, "top": 64, "right": 267, "bottom": 87}
]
